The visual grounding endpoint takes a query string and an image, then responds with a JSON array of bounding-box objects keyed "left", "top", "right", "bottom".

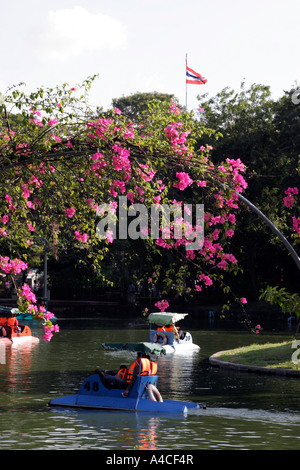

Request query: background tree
[
  {"left": 112, "top": 91, "right": 175, "bottom": 120},
  {"left": 196, "top": 83, "right": 299, "bottom": 307}
]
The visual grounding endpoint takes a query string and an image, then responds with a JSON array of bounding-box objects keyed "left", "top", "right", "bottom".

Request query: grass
[{"left": 217, "top": 340, "right": 300, "bottom": 370}]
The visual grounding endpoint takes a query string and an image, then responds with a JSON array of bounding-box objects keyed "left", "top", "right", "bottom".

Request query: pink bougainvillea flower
[
  {"left": 292, "top": 216, "right": 300, "bottom": 234},
  {"left": 48, "top": 118, "right": 58, "bottom": 126},
  {"left": 283, "top": 187, "right": 298, "bottom": 207},
  {"left": 65, "top": 207, "right": 76, "bottom": 218},
  {"left": 75, "top": 231, "right": 88, "bottom": 243},
  {"left": 173, "top": 172, "right": 193, "bottom": 191},
  {"left": 154, "top": 299, "right": 169, "bottom": 312}
]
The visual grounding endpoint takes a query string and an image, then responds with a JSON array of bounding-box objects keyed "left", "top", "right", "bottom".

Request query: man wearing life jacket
[
  {"left": 7, "top": 315, "right": 20, "bottom": 333},
  {"left": 158, "top": 323, "right": 179, "bottom": 340},
  {"left": 122, "top": 353, "right": 152, "bottom": 397},
  {"left": 97, "top": 353, "right": 156, "bottom": 394},
  {"left": 149, "top": 360, "right": 157, "bottom": 375},
  {"left": 126, "top": 354, "right": 150, "bottom": 383}
]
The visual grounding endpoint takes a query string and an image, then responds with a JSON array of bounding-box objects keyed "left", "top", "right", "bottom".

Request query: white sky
[{"left": 0, "top": 0, "right": 299, "bottom": 112}]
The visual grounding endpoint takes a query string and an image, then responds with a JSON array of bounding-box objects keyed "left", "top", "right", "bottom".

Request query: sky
[{"left": 0, "top": 0, "right": 299, "bottom": 113}]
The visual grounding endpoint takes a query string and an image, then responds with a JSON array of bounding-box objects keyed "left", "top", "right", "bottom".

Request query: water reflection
[
  {"left": 0, "top": 340, "right": 40, "bottom": 400},
  {"left": 48, "top": 409, "right": 168, "bottom": 450},
  {"left": 158, "top": 351, "right": 200, "bottom": 398}
]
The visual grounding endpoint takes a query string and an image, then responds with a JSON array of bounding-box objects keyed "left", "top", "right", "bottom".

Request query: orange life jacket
[
  {"left": 126, "top": 358, "right": 150, "bottom": 383},
  {"left": 7, "top": 317, "right": 18, "bottom": 330},
  {"left": 116, "top": 366, "right": 128, "bottom": 381},
  {"left": 158, "top": 325, "right": 173, "bottom": 333},
  {"left": 150, "top": 361, "right": 157, "bottom": 375},
  {"left": 0, "top": 317, "right": 7, "bottom": 326},
  {"left": 163, "top": 325, "right": 174, "bottom": 332}
]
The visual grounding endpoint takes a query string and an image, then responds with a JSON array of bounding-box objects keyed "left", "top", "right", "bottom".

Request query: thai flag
[{"left": 186, "top": 65, "right": 207, "bottom": 85}]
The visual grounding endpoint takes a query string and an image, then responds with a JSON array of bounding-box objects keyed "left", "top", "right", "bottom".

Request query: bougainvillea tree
[{"left": 0, "top": 76, "right": 252, "bottom": 340}]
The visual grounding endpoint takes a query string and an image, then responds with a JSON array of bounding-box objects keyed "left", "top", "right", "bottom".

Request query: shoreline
[{"left": 209, "top": 349, "right": 300, "bottom": 377}]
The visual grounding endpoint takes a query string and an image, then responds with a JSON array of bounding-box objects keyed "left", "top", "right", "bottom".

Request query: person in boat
[
  {"left": 96, "top": 353, "right": 157, "bottom": 395},
  {"left": 0, "top": 316, "right": 7, "bottom": 338},
  {"left": 0, "top": 317, "right": 12, "bottom": 341},
  {"left": 0, "top": 325, "right": 7, "bottom": 337},
  {"left": 7, "top": 314, "right": 21, "bottom": 333},
  {"left": 122, "top": 352, "right": 154, "bottom": 397},
  {"left": 96, "top": 364, "right": 128, "bottom": 389},
  {"left": 157, "top": 323, "right": 179, "bottom": 341}
]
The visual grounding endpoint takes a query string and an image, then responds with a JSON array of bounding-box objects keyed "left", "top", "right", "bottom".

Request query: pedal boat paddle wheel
[
  {"left": 48, "top": 342, "right": 206, "bottom": 414},
  {"left": 148, "top": 312, "right": 200, "bottom": 354}
]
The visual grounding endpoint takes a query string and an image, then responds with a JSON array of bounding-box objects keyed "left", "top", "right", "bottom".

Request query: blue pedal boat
[{"left": 48, "top": 342, "right": 206, "bottom": 414}]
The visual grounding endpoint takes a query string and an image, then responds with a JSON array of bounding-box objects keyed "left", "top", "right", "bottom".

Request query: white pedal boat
[{"left": 148, "top": 312, "right": 200, "bottom": 354}]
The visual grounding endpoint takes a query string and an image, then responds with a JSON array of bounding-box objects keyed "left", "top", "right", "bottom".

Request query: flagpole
[{"left": 185, "top": 53, "right": 188, "bottom": 110}]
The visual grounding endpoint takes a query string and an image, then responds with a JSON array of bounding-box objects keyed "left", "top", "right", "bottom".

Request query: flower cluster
[
  {"left": 254, "top": 324, "right": 262, "bottom": 334},
  {"left": 283, "top": 187, "right": 298, "bottom": 208},
  {"left": 17, "top": 283, "right": 59, "bottom": 342},
  {"left": 19, "top": 283, "right": 37, "bottom": 303},
  {"left": 164, "top": 122, "right": 190, "bottom": 155},
  {"left": 154, "top": 299, "right": 169, "bottom": 312},
  {"left": 283, "top": 187, "right": 299, "bottom": 235},
  {"left": 195, "top": 273, "right": 213, "bottom": 291},
  {"left": 0, "top": 256, "right": 28, "bottom": 274},
  {"left": 292, "top": 216, "right": 300, "bottom": 235},
  {"left": 75, "top": 231, "right": 88, "bottom": 243},
  {"left": 173, "top": 172, "right": 193, "bottom": 191}
]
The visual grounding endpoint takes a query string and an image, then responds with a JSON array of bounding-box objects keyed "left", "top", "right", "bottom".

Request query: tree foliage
[
  {"left": 0, "top": 77, "right": 253, "bottom": 337},
  {"left": 197, "top": 83, "right": 300, "bottom": 300}
]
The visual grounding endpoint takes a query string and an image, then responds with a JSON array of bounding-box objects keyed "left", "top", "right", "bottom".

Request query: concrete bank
[{"left": 209, "top": 350, "right": 300, "bottom": 377}]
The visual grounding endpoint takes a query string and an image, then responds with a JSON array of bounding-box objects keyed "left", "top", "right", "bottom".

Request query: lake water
[{"left": 0, "top": 316, "right": 300, "bottom": 451}]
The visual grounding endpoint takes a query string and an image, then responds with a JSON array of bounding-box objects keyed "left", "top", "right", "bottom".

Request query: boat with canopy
[{"left": 148, "top": 312, "right": 200, "bottom": 354}]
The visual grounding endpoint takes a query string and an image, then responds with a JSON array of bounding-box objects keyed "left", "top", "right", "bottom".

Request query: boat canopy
[
  {"left": 148, "top": 312, "right": 188, "bottom": 326},
  {"left": 0, "top": 306, "right": 21, "bottom": 316},
  {"left": 101, "top": 341, "right": 166, "bottom": 357}
]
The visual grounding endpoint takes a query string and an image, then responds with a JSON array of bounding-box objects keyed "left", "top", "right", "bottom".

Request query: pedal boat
[
  {"left": 48, "top": 342, "right": 205, "bottom": 414},
  {"left": 148, "top": 312, "right": 200, "bottom": 354},
  {"left": 0, "top": 306, "right": 40, "bottom": 344},
  {"left": 16, "top": 312, "right": 57, "bottom": 323}
]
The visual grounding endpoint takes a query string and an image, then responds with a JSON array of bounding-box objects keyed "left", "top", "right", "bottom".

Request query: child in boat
[
  {"left": 95, "top": 364, "right": 128, "bottom": 390},
  {"left": 96, "top": 352, "right": 156, "bottom": 394}
]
